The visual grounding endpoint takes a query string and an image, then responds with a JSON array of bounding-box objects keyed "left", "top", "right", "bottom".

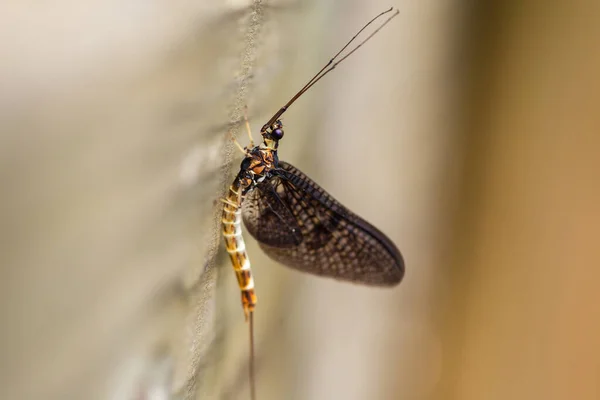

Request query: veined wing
[
  {"left": 242, "top": 161, "right": 404, "bottom": 286},
  {"left": 242, "top": 172, "right": 303, "bottom": 248}
]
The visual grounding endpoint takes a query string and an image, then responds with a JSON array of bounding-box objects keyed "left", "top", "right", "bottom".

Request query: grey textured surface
[{"left": 0, "top": 1, "right": 280, "bottom": 398}]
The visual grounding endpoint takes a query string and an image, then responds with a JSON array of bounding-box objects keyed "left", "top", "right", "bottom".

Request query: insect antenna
[{"left": 263, "top": 7, "right": 400, "bottom": 130}]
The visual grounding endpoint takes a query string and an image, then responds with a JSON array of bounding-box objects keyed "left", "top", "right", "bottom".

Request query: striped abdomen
[{"left": 222, "top": 178, "right": 256, "bottom": 319}]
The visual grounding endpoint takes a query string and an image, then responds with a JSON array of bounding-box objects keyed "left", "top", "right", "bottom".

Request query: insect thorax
[{"left": 239, "top": 146, "right": 278, "bottom": 193}]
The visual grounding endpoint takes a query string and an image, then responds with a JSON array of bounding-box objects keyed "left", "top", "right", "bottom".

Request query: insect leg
[{"left": 243, "top": 105, "right": 255, "bottom": 147}]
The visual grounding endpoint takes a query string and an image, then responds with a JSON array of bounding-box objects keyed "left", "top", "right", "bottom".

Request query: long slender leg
[
  {"left": 229, "top": 129, "right": 247, "bottom": 155},
  {"left": 243, "top": 105, "right": 255, "bottom": 147}
]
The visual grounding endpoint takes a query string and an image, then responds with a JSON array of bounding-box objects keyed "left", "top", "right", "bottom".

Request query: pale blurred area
[{"left": 1, "top": 0, "right": 599, "bottom": 399}]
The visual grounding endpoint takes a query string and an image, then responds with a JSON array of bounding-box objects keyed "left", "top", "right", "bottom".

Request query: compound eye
[{"left": 272, "top": 128, "right": 284, "bottom": 140}]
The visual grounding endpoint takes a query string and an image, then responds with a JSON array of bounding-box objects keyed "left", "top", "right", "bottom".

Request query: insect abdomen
[{"left": 222, "top": 179, "right": 257, "bottom": 318}]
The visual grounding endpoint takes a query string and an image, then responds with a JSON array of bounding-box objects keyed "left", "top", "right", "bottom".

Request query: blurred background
[{"left": 1, "top": 0, "right": 599, "bottom": 399}]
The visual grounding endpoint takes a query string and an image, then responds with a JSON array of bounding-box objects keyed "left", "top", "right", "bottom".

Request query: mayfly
[{"left": 221, "top": 7, "right": 404, "bottom": 399}]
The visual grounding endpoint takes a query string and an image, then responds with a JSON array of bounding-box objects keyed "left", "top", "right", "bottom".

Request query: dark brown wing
[
  {"left": 242, "top": 160, "right": 404, "bottom": 286},
  {"left": 242, "top": 176, "right": 303, "bottom": 247}
]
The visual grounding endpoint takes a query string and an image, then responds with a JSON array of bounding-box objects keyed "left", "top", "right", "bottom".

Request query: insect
[{"left": 221, "top": 7, "right": 404, "bottom": 399}]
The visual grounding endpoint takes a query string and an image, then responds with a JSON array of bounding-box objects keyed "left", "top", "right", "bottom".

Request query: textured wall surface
[{"left": 0, "top": 1, "right": 304, "bottom": 398}]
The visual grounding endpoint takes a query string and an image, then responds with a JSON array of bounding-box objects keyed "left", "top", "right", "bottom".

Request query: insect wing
[
  {"left": 242, "top": 177, "right": 303, "bottom": 247},
  {"left": 245, "top": 161, "right": 404, "bottom": 286}
]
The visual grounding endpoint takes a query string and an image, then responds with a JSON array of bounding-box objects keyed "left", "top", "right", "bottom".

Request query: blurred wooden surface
[{"left": 438, "top": 2, "right": 600, "bottom": 400}]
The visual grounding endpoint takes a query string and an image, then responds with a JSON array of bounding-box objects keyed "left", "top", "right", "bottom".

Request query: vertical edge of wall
[{"left": 0, "top": 1, "right": 289, "bottom": 399}]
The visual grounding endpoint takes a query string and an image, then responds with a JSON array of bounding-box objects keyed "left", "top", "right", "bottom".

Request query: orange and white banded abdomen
[{"left": 222, "top": 179, "right": 256, "bottom": 318}]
